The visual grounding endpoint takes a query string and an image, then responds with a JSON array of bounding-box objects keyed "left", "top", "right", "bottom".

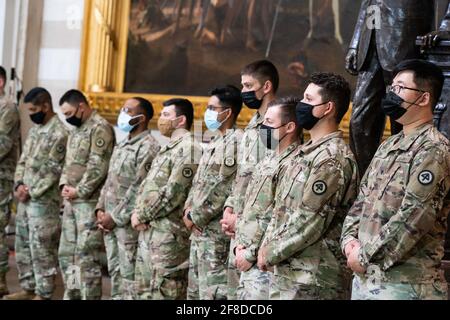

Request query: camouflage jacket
[
  {"left": 96, "top": 130, "right": 160, "bottom": 227},
  {"left": 185, "top": 128, "right": 243, "bottom": 239},
  {"left": 59, "top": 111, "right": 115, "bottom": 202},
  {"left": 135, "top": 131, "right": 201, "bottom": 236},
  {"left": 236, "top": 142, "right": 300, "bottom": 263},
  {"left": 264, "top": 131, "right": 359, "bottom": 288},
  {"left": 341, "top": 124, "right": 450, "bottom": 284},
  {"left": 224, "top": 112, "right": 272, "bottom": 217},
  {"left": 15, "top": 115, "right": 68, "bottom": 203},
  {"left": 0, "top": 97, "right": 20, "bottom": 187}
]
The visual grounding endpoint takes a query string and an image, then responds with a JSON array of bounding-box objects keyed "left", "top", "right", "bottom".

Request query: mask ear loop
[
  {"left": 403, "top": 92, "right": 425, "bottom": 110},
  {"left": 130, "top": 114, "right": 145, "bottom": 127},
  {"left": 218, "top": 108, "right": 232, "bottom": 126},
  {"left": 312, "top": 101, "right": 331, "bottom": 120}
]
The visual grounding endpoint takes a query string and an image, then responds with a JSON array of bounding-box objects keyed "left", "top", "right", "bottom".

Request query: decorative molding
[{"left": 79, "top": 0, "right": 392, "bottom": 141}]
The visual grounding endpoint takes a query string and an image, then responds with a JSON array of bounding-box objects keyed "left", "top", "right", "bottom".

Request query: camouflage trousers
[
  {"left": 15, "top": 201, "right": 61, "bottom": 299},
  {"left": 187, "top": 234, "right": 229, "bottom": 300},
  {"left": 135, "top": 227, "right": 190, "bottom": 300},
  {"left": 226, "top": 237, "right": 241, "bottom": 300},
  {"left": 104, "top": 225, "right": 139, "bottom": 300},
  {"left": 58, "top": 200, "right": 103, "bottom": 300},
  {"left": 0, "top": 203, "right": 10, "bottom": 277},
  {"left": 0, "top": 179, "right": 13, "bottom": 277},
  {"left": 351, "top": 275, "right": 449, "bottom": 300},
  {"left": 237, "top": 265, "right": 270, "bottom": 300},
  {"left": 269, "top": 272, "right": 343, "bottom": 300}
]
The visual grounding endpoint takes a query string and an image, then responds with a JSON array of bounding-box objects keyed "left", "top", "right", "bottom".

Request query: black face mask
[
  {"left": 30, "top": 111, "right": 46, "bottom": 125},
  {"left": 382, "top": 91, "right": 421, "bottom": 121},
  {"left": 66, "top": 107, "right": 83, "bottom": 127},
  {"left": 259, "top": 123, "right": 288, "bottom": 150},
  {"left": 242, "top": 89, "right": 264, "bottom": 110},
  {"left": 295, "top": 102, "right": 328, "bottom": 131}
]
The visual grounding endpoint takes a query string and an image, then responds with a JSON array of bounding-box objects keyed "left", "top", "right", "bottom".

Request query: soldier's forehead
[{"left": 393, "top": 71, "right": 415, "bottom": 84}]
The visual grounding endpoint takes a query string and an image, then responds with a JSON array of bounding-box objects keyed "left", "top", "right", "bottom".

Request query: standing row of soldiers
[{"left": 0, "top": 58, "right": 449, "bottom": 300}]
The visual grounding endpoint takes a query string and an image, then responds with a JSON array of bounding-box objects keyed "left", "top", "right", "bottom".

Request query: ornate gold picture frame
[
  {"left": 79, "top": 0, "right": 256, "bottom": 129},
  {"left": 78, "top": 0, "right": 390, "bottom": 139}
]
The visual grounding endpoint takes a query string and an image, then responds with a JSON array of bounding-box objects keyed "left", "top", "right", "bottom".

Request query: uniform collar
[
  {"left": 299, "top": 131, "right": 343, "bottom": 155},
  {"left": 36, "top": 114, "right": 58, "bottom": 134},
  {"left": 121, "top": 130, "right": 151, "bottom": 146},
  {"left": 246, "top": 112, "right": 265, "bottom": 130},
  {"left": 163, "top": 131, "right": 192, "bottom": 152},
  {"left": 390, "top": 123, "right": 433, "bottom": 152},
  {"left": 277, "top": 141, "right": 300, "bottom": 160},
  {"left": 78, "top": 110, "right": 97, "bottom": 130}
]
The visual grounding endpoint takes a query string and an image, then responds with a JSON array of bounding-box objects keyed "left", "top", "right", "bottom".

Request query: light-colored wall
[{"left": 38, "top": 0, "right": 84, "bottom": 121}]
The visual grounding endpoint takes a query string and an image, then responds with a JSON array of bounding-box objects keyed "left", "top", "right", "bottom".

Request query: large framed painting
[{"left": 79, "top": 0, "right": 393, "bottom": 136}]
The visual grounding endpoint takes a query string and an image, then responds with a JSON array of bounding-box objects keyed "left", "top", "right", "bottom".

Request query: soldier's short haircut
[
  {"left": 133, "top": 97, "right": 154, "bottom": 120},
  {"left": 0, "top": 66, "right": 6, "bottom": 84},
  {"left": 59, "top": 89, "right": 89, "bottom": 107},
  {"left": 24, "top": 87, "right": 52, "bottom": 108},
  {"left": 210, "top": 85, "right": 243, "bottom": 121},
  {"left": 241, "top": 60, "right": 280, "bottom": 94},
  {"left": 163, "top": 98, "right": 194, "bottom": 130},
  {"left": 268, "top": 96, "right": 303, "bottom": 137},
  {"left": 393, "top": 59, "right": 444, "bottom": 107},
  {"left": 309, "top": 72, "right": 351, "bottom": 124}
]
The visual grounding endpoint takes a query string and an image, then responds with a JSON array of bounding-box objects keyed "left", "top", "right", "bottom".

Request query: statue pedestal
[{"left": 416, "top": 38, "right": 450, "bottom": 265}]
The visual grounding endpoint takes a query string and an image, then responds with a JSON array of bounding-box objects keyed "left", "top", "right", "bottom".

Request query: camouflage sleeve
[
  {"left": 340, "top": 171, "right": 369, "bottom": 253},
  {"left": 242, "top": 163, "right": 287, "bottom": 263},
  {"left": 184, "top": 170, "right": 199, "bottom": 212},
  {"left": 111, "top": 144, "right": 159, "bottom": 227},
  {"left": 359, "top": 146, "right": 450, "bottom": 271},
  {"left": 0, "top": 106, "right": 19, "bottom": 162},
  {"left": 14, "top": 128, "right": 34, "bottom": 185},
  {"left": 137, "top": 145, "right": 199, "bottom": 223},
  {"left": 190, "top": 156, "right": 238, "bottom": 229},
  {"left": 223, "top": 135, "right": 245, "bottom": 211},
  {"left": 75, "top": 124, "right": 115, "bottom": 199},
  {"left": 28, "top": 133, "right": 68, "bottom": 199},
  {"left": 265, "top": 159, "right": 346, "bottom": 266},
  {"left": 95, "top": 176, "right": 108, "bottom": 213},
  {"left": 223, "top": 187, "right": 237, "bottom": 211}
]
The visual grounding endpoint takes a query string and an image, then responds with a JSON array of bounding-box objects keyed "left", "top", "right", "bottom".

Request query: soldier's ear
[
  {"left": 286, "top": 121, "right": 297, "bottom": 134},
  {"left": 44, "top": 102, "right": 52, "bottom": 113},
  {"left": 418, "top": 92, "right": 431, "bottom": 108},
  {"left": 324, "top": 101, "right": 336, "bottom": 117},
  {"left": 263, "top": 80, "right": 273, "bottom": 95}
]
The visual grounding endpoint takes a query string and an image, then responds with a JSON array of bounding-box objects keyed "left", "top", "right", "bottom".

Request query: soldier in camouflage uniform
[
  {"left": 342, "top": 60, "right": 450, "bottom": 300},
  {"left": 58, "top": 90, "right": 115, "bottom": 300},
  {"left": 96, "top": 98, "right": 160, "bottom": 300},
  {"left": 235, "top": 97, "right": 302, "bottom": 300},
  {"left": 131, "top": 98, "right": 201, "bottom": 300},
  {"left": 220, "top": 60, "right": 279, "bottom": 299},
  {"left": 183, "top": 86, "right": 243, "bottom": 300},
  {"left": 3, "top": 88, "right": 68, "bottom": 300},
  {"left": 0, "top": 66, "right": 20, "bottom": 297},
  {"left": 258, "top": 73, "right": 359, "bottom": 300}
]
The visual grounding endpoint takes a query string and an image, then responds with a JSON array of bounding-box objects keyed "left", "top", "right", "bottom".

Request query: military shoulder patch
[
  {"left": 96, "top": 138, "right": 106, "bottom": 148},
  {"left": 145, "top": 163, "right": 152, "bottom": 172},
  {"left": 182, "top": 168, "right": 193, "bottom": 178},
  {"left": 225, "top": 157, "right": 236, "bottom": 167},
  {"left": 56, "top": 144, "right": 66, "bottom": 153},
  {"left": 312, "top": 180, "right": 327, "bottom": 195},
  {"left": 418, "top": 170, "right": 434, "bottom": 186}
]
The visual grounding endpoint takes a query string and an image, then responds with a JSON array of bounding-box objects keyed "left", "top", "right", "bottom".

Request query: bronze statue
[{"left": 346, "top": 0, "right": 434, "bottom": 175}]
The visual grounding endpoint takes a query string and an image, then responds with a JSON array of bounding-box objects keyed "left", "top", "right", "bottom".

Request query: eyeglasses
[
  {"left": 387, "top": 85, "right": 425, "bottom": 95},
  {"left": 206, "top": 105, "right": 230, "bottom": 111}
]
